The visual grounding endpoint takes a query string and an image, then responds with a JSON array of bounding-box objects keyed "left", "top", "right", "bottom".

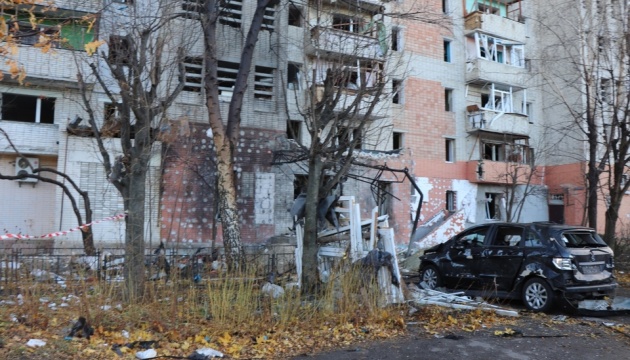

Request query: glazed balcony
[{"left": 0, "top": 122, "right": 59, "bottom": 156}]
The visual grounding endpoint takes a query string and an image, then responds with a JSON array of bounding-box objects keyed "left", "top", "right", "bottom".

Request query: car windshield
[{"left": 559, "top": 231, "right": 607, "bottom": 248}]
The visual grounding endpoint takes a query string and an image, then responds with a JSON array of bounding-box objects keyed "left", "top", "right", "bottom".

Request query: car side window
[
  {"left": 523, "top": 228, "right": 544, "bottom": 247},
  {"left": 456, "top": 227, "right": 489, "bottom": 247},
  {"left": 492, "top": 226, "right": 523, "bottom": 246}
]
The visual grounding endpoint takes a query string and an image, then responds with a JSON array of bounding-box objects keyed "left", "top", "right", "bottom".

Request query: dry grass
[{"left": 0, "top": 264, "right": 412, "bottom": 359}]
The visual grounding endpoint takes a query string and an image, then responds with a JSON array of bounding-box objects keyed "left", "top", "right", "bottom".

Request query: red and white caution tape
[{"left": 0, "top": 214, "right": 127, "bottom": 240}]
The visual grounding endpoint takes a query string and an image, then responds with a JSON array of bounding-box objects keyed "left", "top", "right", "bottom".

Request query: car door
[
  {"left": 477, "top": 224, "right": 525, "bottom": 292},
  {"left": 443, "top": 225, "right": 491, "bottom": 290}
]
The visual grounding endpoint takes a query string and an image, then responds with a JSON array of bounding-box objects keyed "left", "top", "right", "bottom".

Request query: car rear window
[{"left": 559, "top": 231, "right": 607, "bottom": 248}]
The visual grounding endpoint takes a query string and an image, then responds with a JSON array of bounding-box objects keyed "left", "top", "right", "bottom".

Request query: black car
[{"left": 419, "top": 222, "right": 616, "bottom": 312}]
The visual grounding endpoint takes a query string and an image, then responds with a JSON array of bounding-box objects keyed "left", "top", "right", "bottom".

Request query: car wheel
[
  {"left": 522, "top": 277, "right": 554, "bottom": 312},
  {"left": 420, "top": 265, "right": 442, "bottom": 290}
]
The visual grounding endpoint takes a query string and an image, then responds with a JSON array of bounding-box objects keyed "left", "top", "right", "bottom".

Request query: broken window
[
  {"left": 485, "top": 192, "right": 503, "bottom": 220},
  {"left": 294, "top": 174, "right": 308, "bottom": 199},
  {"left": 392, "top": 79, "right": 402, "bottom": 104},
  {"left": 219, "top": 0, "right": 243, "bottom": 28},
  {"left": 10, "top": 21, "right": 60, "bottom": 48},
  {"left": 1, "top": 93, "right": 55, "bottom": 124},
  {"left": 287, "top": 63, "right": 301, "bottom": 90},
  {"left": 288, "top": 5, "right": 302, "bottom": 27},
  {"left": 376, "top": 181, "right": 392, "bottom": 216},
  {"left": 493, "top": 226, "right": 523, "bottom": 246},
  {"left": 182, "top": 0, "right": 203, "bottom": 14},
  {"left": 445, "top": 139, "right": 455, "bottom": 162},
  {"left": 445, "top": 88, "right": 453, "bottom": 111},
  {"left": 183, "top": 56, "right": 203, "bottom": 92},
  {"left": 254, "top": 66, "right": 274, "bottom": 100},
  {"left": 474, "top": 33, "right": 524, "bottom": 68},
  {"left": 393, "top": 131, "right": 403, "bottom": 150},
  {"left": 446, "top": 190, "right": 456, "bottom": 212},
  {"left": 444, "top": 39, "right": 451, "bottom": 62},
  {"left": 104, "top": 103, "right": 118, "bottom": 123},
  {"left": 481, "top": 89, "right": 512, "bottom": 112},
  {"left": 477, "top": 3, "right": 500, "bottom": 15},
  {"left": 217, "top": 60, "right": 239, "bottom": 100},
  {"left": 262, "top": 3, "right": 276, "bottom": 31},
  {"left": 287, "top": 120, "right": 301, "bottom": 141},
  {"left": 336, "top": 126, "right": 361, "bottom": 150},
  {"left": 332, "top": 14, "right": 363, "bottom": 34},
  {"left": 483, "top": 142, "right": 505, "bottom": 161},
  {"left": 392, "top": 27, "right": 402, "bottom": 51},
  {"left": 109, "top": 35, "right": 131, "bottom": 66},
  {"left": 318, "top": 60, "right": 383, "bottom": 90}
]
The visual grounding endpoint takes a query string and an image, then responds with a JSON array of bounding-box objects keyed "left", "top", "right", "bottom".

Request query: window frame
[{"left": 1, "top": 93, "right": 56, "bottom": 124}]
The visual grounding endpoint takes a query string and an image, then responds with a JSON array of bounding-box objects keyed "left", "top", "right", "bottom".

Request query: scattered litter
[
  {"left": 136, "top": 349, "right": 157, "bottom": 359},
  {"left": 261, "top": 282, "right": 284, "bottom": 298},
  {"left": 494, "top": 328, "right": 522, "bottom": 337},
  {"left": 552, "top": 315, "right": 567, "bottom": 322},
  {"left": 26, "top": 339, "right": 46, "bottom": 347},
  {"left": 189, "top": 347, "right": 224, "bottom": 359},
  {"left": 122, "top": 330, "right": 130, "bottom": 338},
  {"left": 67, "top": 316, "right": 94, "bottom": 340},
  {"left": 407, "top": 283, "right": 518, "bottom": 317},
  {"left": 101, "top": 305, "right": 112, "bottom": 311},
  {"left": 578, "top": 299, "right": 610, "bottom": 311}
]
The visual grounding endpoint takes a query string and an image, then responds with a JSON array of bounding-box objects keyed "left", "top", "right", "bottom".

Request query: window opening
[
  {"left": 254, "top": 66, "right": 274, "bottom": 100},
  {"left": 183, "top": 56, "right": 203, "bottom": 92},
  {"left": 485, "top": 192, "right": 502, "bottom": 220},
  {"left": 393, "top": 132, "right": 403, "bottom": 150},
  {"left": 446, "top": 190, "right": 456, "bottom": 212},
  {"left": 444, "top": 40, "right": 451, "bottom": 62},
  {"left": 332, "top": 14, "right": 362, "bottom": 33},
  {"left": 219, "top": 0, "right": 243, "bottom": 28},
  {"left": 392, "top": 79, "right": 402, "bottom": 104},
  {"left": 445, "top": 88, "right": 453, "bottom": 111},
  {"left": 1, "top": 93, "right": 55, "bottom": 124},
  {"left": 392, "top": 27, "right": 401, "bottom": 51},
  {"left": 288, "top": 5, "right": 302, "bottom": 27},
  {"left": 287, "top": 120, "right": 301, "bottom": 141},
  {"left": 445, "top": 139, "right": 455, "bottom": 162},
  {"left": 217, "top": 60, "right": 239, "bottom": 99},
  {"left": 262, "top": 4, "right": 276, "bottom": 31},
  {"left": 109, "top": 35, "right": 131, "bottom": 66},
  {"left": 287, "top": 63, "right": 301, "bottom": 90}
]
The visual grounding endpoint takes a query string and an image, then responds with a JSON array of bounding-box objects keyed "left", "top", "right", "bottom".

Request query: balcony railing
[
  {"left": 464, "top": 11, "right": 526, "bottom": 43},
  {"left": 307, "top": 26, "right": 384, "bottom": 60},
  {"left": 467, "top": 110, "right": 530, "bottom": 135}
]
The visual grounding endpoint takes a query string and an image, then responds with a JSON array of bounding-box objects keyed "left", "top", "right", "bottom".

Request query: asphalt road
[
  {"left": 295, "top": 314, "right": 630, "bottom": 360},
  {"left": 294, "top": 286, "right": 630, "bottom": 360}
]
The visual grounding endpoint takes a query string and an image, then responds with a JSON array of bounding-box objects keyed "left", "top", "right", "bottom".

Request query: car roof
[{"left": 466, "top": 222, "right": 597, "bottom": 232}]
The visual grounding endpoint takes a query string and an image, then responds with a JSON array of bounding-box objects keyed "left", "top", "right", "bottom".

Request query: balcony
[
  {"left": 466, "top": 160, "right": 534, "bottom": 185},
  {"left": 313, "top": 85, "right": 387, "bottom": 119},
  {"left": 467, "top": 110, "right": 530, "bottom": 136},
  {"left": 306, "top": 26, "right": 384, "bottom": 60},
  {"left": 0, "top": 46, "right": 92, "bottom": 88},
  {"left": 465, "top": 10, "right": 526, "bottom": 43},
  {"left": 466, "top": 58, "right": 527, "bottom": 89},
  {"left": 0, "top": 122, "right": 59, "bottom": 156}
]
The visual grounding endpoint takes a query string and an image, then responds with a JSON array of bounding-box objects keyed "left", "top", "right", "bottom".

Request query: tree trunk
[
  {"left": 302, "top": 156, "right": 323, "bottom": 295},
  {"left": 123, "top": 156, "right": 148, "bottom": 302},
  {"left": 215, "top": 139, "right": 245, "bottom": 270},
  {"left": 604, "top": 192, "right": 621, "bottom": 246}
]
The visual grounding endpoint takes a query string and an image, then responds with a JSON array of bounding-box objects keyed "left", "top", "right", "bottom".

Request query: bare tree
[
  {"left": 269, "top": 1, "right": 448, "bottom": 293},
  {"left": 74, "top": 2, "right": 192, "bottom": 301},
  {"left": 534, "top": 0, "right": 630, "bottom": 244}
]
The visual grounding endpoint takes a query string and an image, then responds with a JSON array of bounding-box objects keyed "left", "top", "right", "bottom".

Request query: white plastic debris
[
  {"left": 136, "top": 349, "right": 157, "bottom": 359},
  {"left": 26, "top": 339, "right": 46, "bottom": 347},
  {"left": 261, "top": 282, "right": 284, "bottom": 299},
  {"left": 116, "top": 304, "right": 123, "bottom": 311},
  {"left": 206, "top": 127, "right": 213, "bottom": 138},
  {"left": 194, "top": 347, "right": 224, "bottom": 358},
  {"left": 101, "top": 305, "right": 112, "bottom": 311},
  {"left": 122, "top": 330, "right": 130, "bottom": 339}
]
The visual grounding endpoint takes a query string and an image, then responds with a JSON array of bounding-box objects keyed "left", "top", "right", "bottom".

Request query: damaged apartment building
[{"left": 0, "top": 0, "right": 626, "bottom": 251}]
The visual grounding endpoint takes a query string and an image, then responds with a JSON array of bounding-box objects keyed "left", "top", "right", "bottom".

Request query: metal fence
[{"left": 0, "top": 244, "right": 297, "bottom": 294}]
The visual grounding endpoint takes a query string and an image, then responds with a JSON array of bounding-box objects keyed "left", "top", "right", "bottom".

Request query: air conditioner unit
[{"left": 15, "top": 157, "right": 39, "bottom": 183}]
